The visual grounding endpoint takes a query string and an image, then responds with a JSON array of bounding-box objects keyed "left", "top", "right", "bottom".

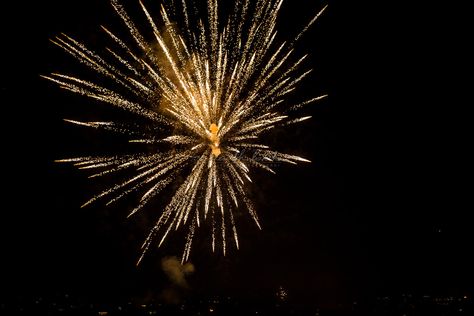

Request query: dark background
[{"left": 0, "top": 0, "right": 470, "bottom": 311}]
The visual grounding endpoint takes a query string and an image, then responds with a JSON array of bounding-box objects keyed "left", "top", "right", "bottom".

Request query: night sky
[{"left": 0, "top": 0, "right": 471, "bottom": 310}]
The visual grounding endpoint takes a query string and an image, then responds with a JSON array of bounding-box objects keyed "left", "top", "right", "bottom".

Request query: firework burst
[{"left": 44, "top": 0, "right": 327, "bottom": 263}]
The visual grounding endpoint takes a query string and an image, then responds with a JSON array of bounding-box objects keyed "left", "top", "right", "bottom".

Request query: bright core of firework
[{"left": 44, "top": 0, "right": 327, "bottom": 263}]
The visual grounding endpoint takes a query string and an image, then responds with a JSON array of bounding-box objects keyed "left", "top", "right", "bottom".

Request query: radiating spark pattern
[{"left": 44, "top": 0, "right": 327, "bottom": 263}]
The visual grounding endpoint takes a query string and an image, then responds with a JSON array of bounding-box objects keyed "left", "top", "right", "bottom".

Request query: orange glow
[{"left": 209, "top": 123, "right": 221, "bottom": 157}]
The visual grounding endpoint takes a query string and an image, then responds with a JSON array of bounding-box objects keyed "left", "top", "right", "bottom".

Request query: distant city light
[{"left": 276, "top": 286, "right": 288, "bottom": 301}]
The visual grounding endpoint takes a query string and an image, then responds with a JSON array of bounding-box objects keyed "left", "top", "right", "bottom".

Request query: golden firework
[{"left": 44, "top": 0, "right": 327, "bottom": 263}]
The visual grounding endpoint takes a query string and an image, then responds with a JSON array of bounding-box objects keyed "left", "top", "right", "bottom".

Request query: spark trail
[{"left": 44, "top": 0, "right": 327, "bottom": 263}]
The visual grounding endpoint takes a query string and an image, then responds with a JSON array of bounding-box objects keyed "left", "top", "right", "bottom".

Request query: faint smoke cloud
[{"left": 161, "top": 256, "right": 195, "bottom": 289}]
